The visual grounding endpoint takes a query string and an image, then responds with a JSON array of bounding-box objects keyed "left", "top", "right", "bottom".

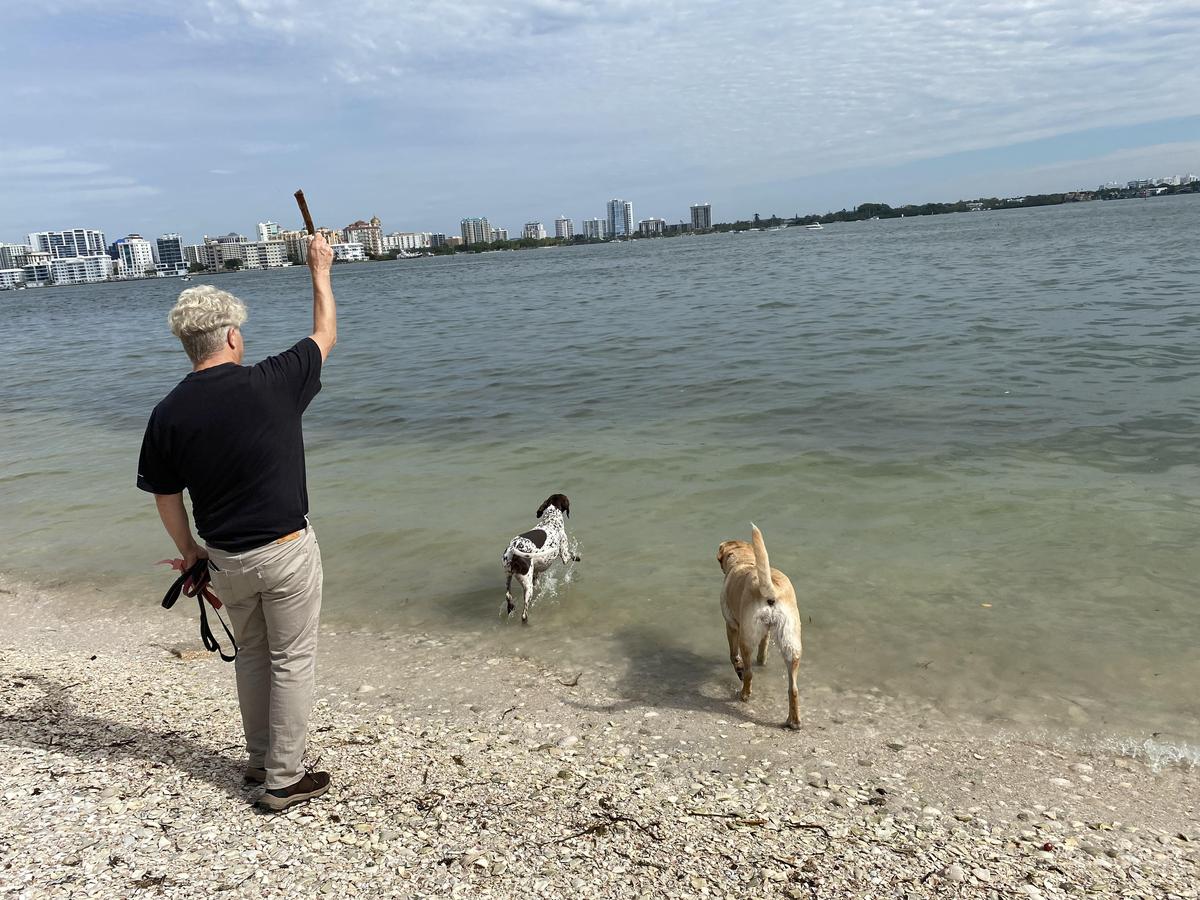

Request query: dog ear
[{"left": 536, "top": 494, "right": 570, "bottom": 518}]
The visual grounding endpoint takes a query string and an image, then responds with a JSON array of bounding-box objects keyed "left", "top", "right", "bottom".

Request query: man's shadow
[{"left": 1, "top": 671, "right": 254, "bottom": 803}]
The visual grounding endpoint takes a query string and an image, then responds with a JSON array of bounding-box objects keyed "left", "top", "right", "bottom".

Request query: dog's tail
[{"left": 750, "top": 523, "right": 776, "bottom": 602}]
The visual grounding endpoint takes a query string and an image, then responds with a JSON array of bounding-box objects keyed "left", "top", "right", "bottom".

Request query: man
[{"left": 137, "top": 233, "right": 337, "bottom": 812}]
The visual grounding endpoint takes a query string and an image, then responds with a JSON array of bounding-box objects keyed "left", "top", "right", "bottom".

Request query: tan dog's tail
[{"left": 750, "top": 523, "right": 776, "bottom": 602}]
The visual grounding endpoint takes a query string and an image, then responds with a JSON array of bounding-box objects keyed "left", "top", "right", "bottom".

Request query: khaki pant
[{"left": 206, "top": 527, "right": 322, "bottom": 790}]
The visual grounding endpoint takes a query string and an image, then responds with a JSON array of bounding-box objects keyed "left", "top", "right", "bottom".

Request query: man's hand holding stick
[{"left": 294, "top": 190, "right": 337, "bottom": 361}]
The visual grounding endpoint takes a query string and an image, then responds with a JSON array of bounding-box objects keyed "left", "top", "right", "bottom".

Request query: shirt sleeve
[
  {"left": 255, "top": 337, "right": 323, "bottom": 412},
  {"left": 136, "top": 411, "right": 185, "bottom": 495}
]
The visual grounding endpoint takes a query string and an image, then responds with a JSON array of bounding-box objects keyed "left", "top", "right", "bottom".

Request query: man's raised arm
[{"left": 307, "top": 232, "right": 337, "bottom": 361}]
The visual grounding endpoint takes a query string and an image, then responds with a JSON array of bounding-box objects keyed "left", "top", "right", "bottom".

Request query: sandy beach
[{"left": 1, "top": 572, "right": 1196, "bottom": 899}]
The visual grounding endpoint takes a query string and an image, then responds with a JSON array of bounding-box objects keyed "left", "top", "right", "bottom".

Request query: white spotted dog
[{"left": 502, "top": 493, "right": 578, "bottom": 623}]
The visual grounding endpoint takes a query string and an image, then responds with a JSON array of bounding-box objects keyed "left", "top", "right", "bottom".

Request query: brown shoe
[
  {"left": 244, "top": 766, "right": 267, "bottom": 785},
  {"left": 257, "top": 772, "right": 331, "bottom": 812}
]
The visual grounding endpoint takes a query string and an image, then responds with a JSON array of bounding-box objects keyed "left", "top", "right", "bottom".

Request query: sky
[{"left": 3, "top": 0, "right": 1200, "bottom": 244}]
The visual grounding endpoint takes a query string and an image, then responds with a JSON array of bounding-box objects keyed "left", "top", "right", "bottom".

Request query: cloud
[
  {"left": 3, "top": 1, "right": 1199, "bottom": 237},
  {"left": 176, "top": 0, "right": 1200, "bottom": 182}
]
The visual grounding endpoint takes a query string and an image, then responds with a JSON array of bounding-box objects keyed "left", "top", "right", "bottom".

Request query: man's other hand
[{"left": 307, "top": 232, "right": 334, "bottom": 274}]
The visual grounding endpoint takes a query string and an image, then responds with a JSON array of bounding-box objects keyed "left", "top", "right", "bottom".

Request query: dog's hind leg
[
  {"left": 518, "top": 571, "right": 534, "bottom": 624},
  {"left": 503, "top": 573, "right": 515, "bottom": 616},
  {"left": 779, "top": 623, "right": 803, "bottom": 730},
  {"left": 756, "top": 633, "right": 769, "bottom": 667},
  {"left": 738, "top": 637, "right": 756, "bottom": 702},
  {"left": 726, "top": 624, "right": 743, "bottom": 679},
  {"left": 783, "top": 652, "right": 801, "bottom": 729}
]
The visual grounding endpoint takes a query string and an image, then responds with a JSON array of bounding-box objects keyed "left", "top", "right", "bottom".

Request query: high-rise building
[
  {"left": 112, "top": 234, "right": 156, "bottom": 278},
  {"left": 429, "top": 233, "right": 449, "bottom": 249},
  {"left": 606, "top": 199, "right": 634, "bottom": 238},
  {"left": 690, "top": 203, "right": 712, "bottom": 231},
  {"left": 28, "top": 228, "right": 106, "bottom": 259},
  {"left": 343, "top": 216, "right": 383, "bottom": 255},
  {"left": 554, "top": 217, "right": 574, "bottom": 240},
  {"left": 460, "top": 217, "right": 491, "bottom": 245},
  {"left": 523, "top": 222, "right": 546, "bottom": 240},
  {"left": 0, "top": 269, "right": 25, "bottom": 290},
  {"left": 490, "top": 227, "right": 508, "bottom": 242},
  {"left": 257, "top": 221, "right": 282, "bottom": 242},
  {"left": 280, "top": 229, "right": 311, "bottom": 264},
  {"left": 638, "top": 218, "right": 667, "bottom": 236},
  {"left": 156, "top": 234, "right": 185, "bottom": 267},
  {"left": 0, "top": 243, "right": 33, "bottom": 269},
  {"left": 184, "top": 244, "right": 211, "bottom": 270},
  {"left": 582, "top": 218, "right": 607, "bottom": 240}
]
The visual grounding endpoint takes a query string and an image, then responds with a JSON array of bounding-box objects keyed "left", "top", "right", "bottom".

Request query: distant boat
[
  {"left": 805, "top": 223, "right": 823, "bottom": 230},
  {"left": 179, "top": 274, "right": 192, "bottom": 281}
]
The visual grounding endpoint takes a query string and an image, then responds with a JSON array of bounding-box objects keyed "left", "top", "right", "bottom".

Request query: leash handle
[{"left": 160, "top": 559, "right": 238, "bottom": 662}]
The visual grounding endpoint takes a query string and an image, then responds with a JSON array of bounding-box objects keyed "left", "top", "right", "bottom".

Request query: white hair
[{"left": 167, "top": 285, "right": 248, "bottom": 363}]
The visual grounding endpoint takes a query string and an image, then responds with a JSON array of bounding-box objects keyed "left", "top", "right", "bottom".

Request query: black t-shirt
[{"left": 137, "top": 338, "right": 322, "bottom": 552}]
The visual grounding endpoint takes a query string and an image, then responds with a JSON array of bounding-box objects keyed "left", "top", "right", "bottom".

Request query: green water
[{"left": 2, "top": 196, "right": 1198, "bottom": 743}]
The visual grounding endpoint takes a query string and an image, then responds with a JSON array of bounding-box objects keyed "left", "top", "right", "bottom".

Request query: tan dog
[{"left": 717, "top": 524, "right": 803, "bottom": 729}]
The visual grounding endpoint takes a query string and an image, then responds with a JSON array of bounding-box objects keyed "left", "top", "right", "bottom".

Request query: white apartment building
[
  {"left": 257, "top": 221, "right": 282, "bottom": 242},
  {"left": 523, "top": 222, "right": 546, "bottom": 240},
  {"left": 331, "top": 242, "right": 366, "bottom": 262},
  {"left": 638, "top": 217, "right": 667, "bottom": 236},
  {"left": 0, "top": 269, "right": 25, "bottom": 290},
  {"left": 460, "top": 217, "right": 491, "bottom": 245},
  {"left": 554, "top": 217, "right": 573, "bottom": 240},
  {"left": 189, "top": 237, "right": 290, "bottom": 270},
  {"left": 582, "top": 218, "right": 607, "bottom": 239},
  {"left": 0, "top": 243, "right": 33, "bottom": 269},
  {"left": 690, "top": 203, "right": 712, "bottom": 231},
  {"left": 381, "top": 232, "right": 432, "bottom": 252},
  {"left": 606, "top": 199, "right": 634, "bottom": 238},
  {"left": 491, "top": 227, "right": 509, "bottom": 242},
  {"left": 29, "top": 228, "right": 106, "bottom": 259},
  {"left": 22, "top": 260, "right": 53, "bottom": 286},
  {"left": 114, "top": 234, "right": 156, "bottom": 278},
  {"left": 50, "top": 255, "right": 115, "bottom": 284}
]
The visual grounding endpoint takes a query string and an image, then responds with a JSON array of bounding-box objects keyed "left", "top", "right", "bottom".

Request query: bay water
[{"left": 3, "top": 196, "right": 1198, "bottom": 747}]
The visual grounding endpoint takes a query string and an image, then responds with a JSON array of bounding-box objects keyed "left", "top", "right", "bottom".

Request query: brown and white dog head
[{"left": 536, "top": 493, "right": 571, "bottom": 519}]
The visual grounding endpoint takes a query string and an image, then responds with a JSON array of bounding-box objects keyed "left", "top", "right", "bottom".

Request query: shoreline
[{"left": 1, "top": 572, "right": 1197, "bottom": 898}]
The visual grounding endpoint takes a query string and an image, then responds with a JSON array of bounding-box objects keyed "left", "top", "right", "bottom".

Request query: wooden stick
[{"left": 294, "top": 189, "right": 316, "bottom": 235}]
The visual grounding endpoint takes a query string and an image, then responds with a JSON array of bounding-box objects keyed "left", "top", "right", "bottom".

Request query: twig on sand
[
  {"left": 686, "top": 809, "right": 770, "bottom": 828},
  {"left": 612, "top": 846, "right": 669, "bottom": 871},
  {"left": 541, "top": 811, "right": 661, "bottom": 847},
  {"left": 785, "top": 821, "right": 831, "bottom": 838}
]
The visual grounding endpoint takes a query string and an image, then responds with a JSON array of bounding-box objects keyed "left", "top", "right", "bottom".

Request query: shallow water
[{"left": 2, "top": 196, "right": 1198, "bottom": 744}]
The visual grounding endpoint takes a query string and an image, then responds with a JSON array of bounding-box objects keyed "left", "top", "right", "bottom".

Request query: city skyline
[{"left": 3, "top": 3, "right": 1200, "bottom": 243}]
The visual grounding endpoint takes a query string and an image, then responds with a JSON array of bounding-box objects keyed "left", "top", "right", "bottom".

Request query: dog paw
[
  {"left": 782, "top": 719, "right": 801, "bottom": 731},
  {"left": 739, "top": 690, "right": 752, "bottom": 702}
]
